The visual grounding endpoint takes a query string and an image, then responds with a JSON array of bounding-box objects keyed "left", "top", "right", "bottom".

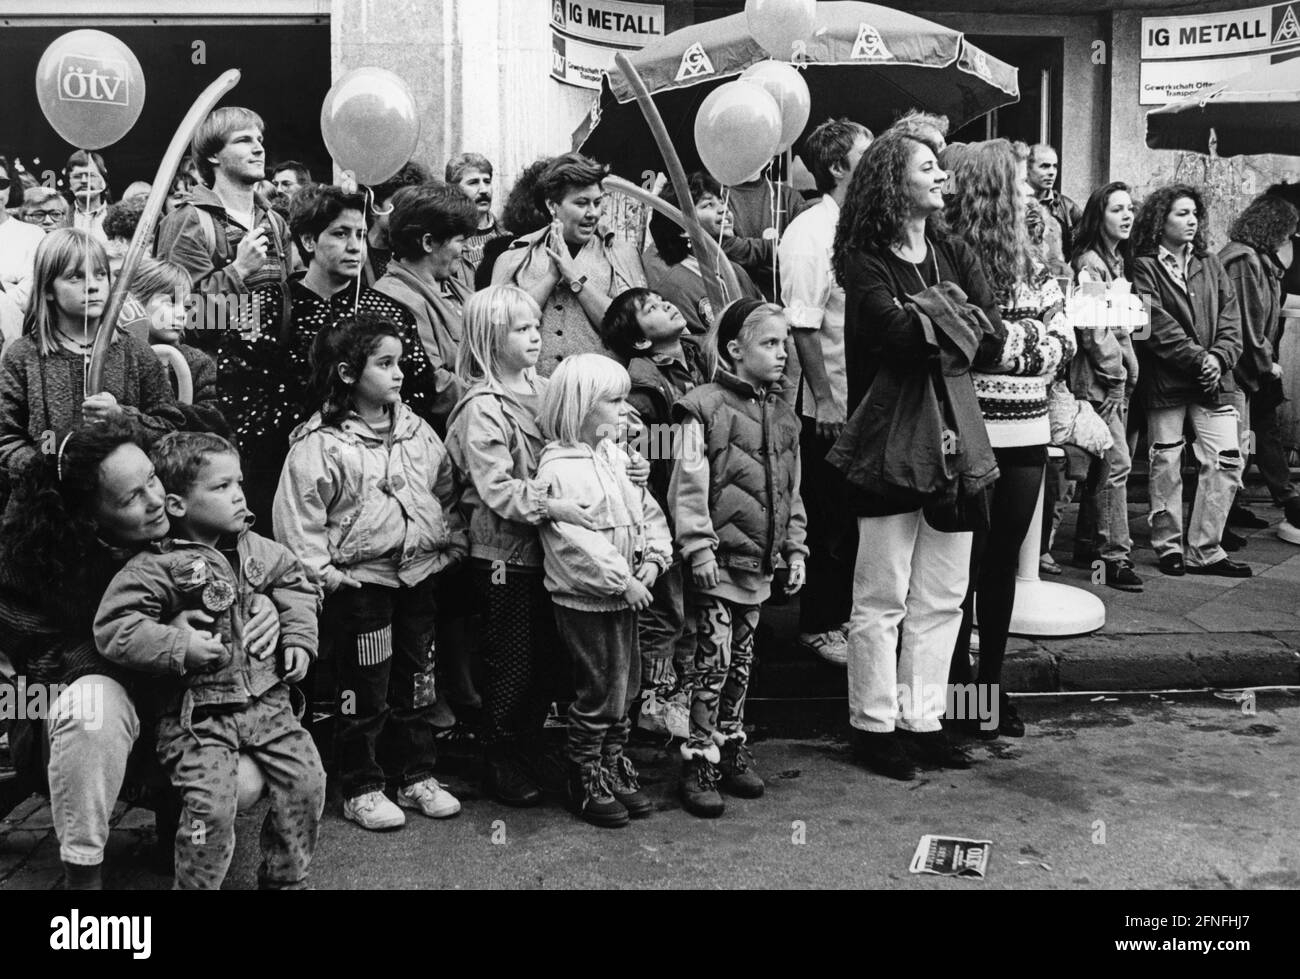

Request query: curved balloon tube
[
  {"left": 89, "top": 69, "right": 242, "bottom": 395},
  {"left": 604, "top": 175, "right": 743, "bottom": 304},
  {"left": 613, "top": 51, "right": 734, "bottom": 325}
]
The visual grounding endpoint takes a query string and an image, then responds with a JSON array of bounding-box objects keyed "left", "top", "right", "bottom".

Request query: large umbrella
[
  {"left": 1146, "top": 56, "right": 1300, "bottom": 157},
  {"left": 573, "top": 1, "right": 1019, "bottom": 178}
]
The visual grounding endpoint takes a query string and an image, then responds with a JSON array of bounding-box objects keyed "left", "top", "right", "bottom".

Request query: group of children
[{"left": 0, "top": 226, "right": 808, "bottom": 887}]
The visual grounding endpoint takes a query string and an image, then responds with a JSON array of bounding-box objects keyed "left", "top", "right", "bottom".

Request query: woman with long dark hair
[
  {"left": 943, "top": 140, "right": 1074, "bottom": 739},
  {"left": 1068, "top": 181, "right": 1143, "bottom": 590},
  {"left": 0, "top": 420, "right": 278, "bottom": 887},
  {"left": 1132, "top": 184, "right": 1248, "bottom": 578},
  {"left": 1218, "top": 193, "right": 1300, "bottom": 529},
  {"left": 831, "top": 130, "right": 1003, "bottom": 780}
]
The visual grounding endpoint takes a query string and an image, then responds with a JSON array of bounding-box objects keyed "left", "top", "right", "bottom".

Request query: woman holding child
[{"left": 0, "top": 420, "right": 281, "bottom": 888}]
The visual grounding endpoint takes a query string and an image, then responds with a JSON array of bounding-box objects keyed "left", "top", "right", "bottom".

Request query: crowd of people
[{"left": 0, "top": 100, "right": 1297, "bottom": 889}]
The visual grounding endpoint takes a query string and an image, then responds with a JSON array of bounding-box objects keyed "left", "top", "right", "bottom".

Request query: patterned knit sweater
[
  {"left": 0, "top": 332, "right": 185, "bottom": 482},
  {"left": 970, "top": 271, "right": 1075, "bottom": 448}
]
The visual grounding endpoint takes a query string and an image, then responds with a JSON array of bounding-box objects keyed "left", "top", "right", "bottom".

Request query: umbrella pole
[
  {"left": 88, "top": 69, "right": 242, "bottom": 395},
  {"left": 613, "top": 51, "right": 733, "bottom": 320}
]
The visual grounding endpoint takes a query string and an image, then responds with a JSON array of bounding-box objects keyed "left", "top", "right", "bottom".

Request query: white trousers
[{"left": 847, "top": 511, "right": 972, "bottom": 733}]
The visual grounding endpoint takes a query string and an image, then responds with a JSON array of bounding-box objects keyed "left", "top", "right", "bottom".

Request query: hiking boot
[
  {"left": 397, "top": 777, "right": 461, "bottom": 819},
  {"left": 898, "top": 729, "right": 973, "bottom": 769},
  {"left": 799, "top": 629, "right": 848, "bottom": 666},
  {"left": 850, "top": 730, "right": 916, "bottom": 781},
  {"left": 1104, "top": 560, "right": 1144, "bottom": 592},
  {"left": 679, "top": 750, "right": 725, "bottom": 818},
  {"left": 566, "top": 762, "right": 629, "bottom": 828},
  {"left": 343, "top": 790, "right": 406, "bottom": 831},
  {"left": 604, "top": 753, "right": 653, "bottom": 818},
  {"left": 483, "top": 744, "right": 542, "bottom": 808},
  {"left": 718, "top": 739, "right": 765, "bottom": 798}
]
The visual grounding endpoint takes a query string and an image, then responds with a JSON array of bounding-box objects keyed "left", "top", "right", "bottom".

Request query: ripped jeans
[{"left": 1147, "top": 398, "right": 1243, "bottom": 567}]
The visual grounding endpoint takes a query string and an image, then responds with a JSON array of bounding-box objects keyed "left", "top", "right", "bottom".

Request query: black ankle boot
[
  {"left": 850, "top": 730, "right": 916, "bottom": 781},
  {"left": 62, "top": 861, "right": 103, "bottom": 890},
  {"left": 483, "top": 744, "right": 543, "bottom": 807},
  {"left": 898, "top": 729, "right": 973, "bottom": 769},
  {"left": 567, "top": 762, "right": 629, "bottom": 828}
]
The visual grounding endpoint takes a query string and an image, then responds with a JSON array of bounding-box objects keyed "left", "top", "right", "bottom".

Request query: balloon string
[
  {"left": 355, "top": 187, "right": 374, "bottom": 315},
  {"left": 767, "top": 162, "right": 777, "bottom": 300},
  {"left": 84, "top": 227, "right": 92, "bottom": 394},
  {"left": 719, "top": 187, "right": 731, "bottom": 302}
]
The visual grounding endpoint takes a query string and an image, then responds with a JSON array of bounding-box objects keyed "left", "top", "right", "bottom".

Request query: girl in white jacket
[
  {"left": 274, "top": 312, "right": 467, "bottom": 833},
  {"left": 536, "top": 353, "right": 671, "bottom": 828}
]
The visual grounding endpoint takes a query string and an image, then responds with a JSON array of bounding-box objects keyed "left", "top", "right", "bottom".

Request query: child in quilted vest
[
  {"left": 274, "top": 312, "right": 467, "bottom": 833},
  {"left": 536, "top": 353, "right": 672, "bottom": 829},
  {"left": 669, "top": 300, "right": 808, "bottom": 818}
]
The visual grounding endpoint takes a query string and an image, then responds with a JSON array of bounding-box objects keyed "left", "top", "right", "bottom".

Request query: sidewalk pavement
[{"left": 752, "top": 487, "right": 1300, "bottom": 698}]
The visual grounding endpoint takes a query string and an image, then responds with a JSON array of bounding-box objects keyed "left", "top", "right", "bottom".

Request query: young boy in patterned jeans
[
  {"left": 669, "top": 300, "right": 808, "bottom": 818},
  {"left": 95, "top": 431, "right": 325, "bottom": 889}
]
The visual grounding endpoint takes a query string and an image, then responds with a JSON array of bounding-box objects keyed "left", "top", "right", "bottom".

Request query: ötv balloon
[
  {"left": 320, "top": 67, "right": 420, "bottom": 186},
  {"left": 35, "top": 30, "right": 146, "bottom": 150},
  {"left": 740, "top": 61, "right": 811, "bottom": 152},
  {"left": 745, "top": 0, "right": 817, "bottom": 60},
  {"left": 694, "top": 80, "right": 782, "bottom": 188}
]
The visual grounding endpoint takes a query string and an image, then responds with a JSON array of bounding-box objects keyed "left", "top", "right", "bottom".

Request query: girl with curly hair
[
  {"left": 1132, "top": 184, "right": 1249, "bottom": 577},
  {"left": 831, "top": 129, "right": 1003, "bottom": 780},
  {"left": 0, "top": 420, "right": 278, "bottom": 887},
  {"left": 943, "top": 140, "right": 1075, "bottom": 739},
  {"left": 1218, "top": 193, "right": 1300, "bottom": 529}
]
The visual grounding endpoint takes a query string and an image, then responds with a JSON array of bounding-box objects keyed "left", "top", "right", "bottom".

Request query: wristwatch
[{"left": 566, "top": 275, "right": 587, "bottom": 295}]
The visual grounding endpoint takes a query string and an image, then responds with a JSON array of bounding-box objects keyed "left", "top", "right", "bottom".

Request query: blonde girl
[
  {"left": 535, "top": 353, "right": 671, "bottom": 828},
  {"left": 0, "top": 228, "right": 182, "bottom": 489},
  {"left": 445, "top": 284, "right": 592, "bottom": 807}
]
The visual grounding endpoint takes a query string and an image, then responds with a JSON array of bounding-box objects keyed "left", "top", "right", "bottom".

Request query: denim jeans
[
  {"left": 325, "top": 575, "right": 440, "bottom": 799},
  {"left": 1094, "top": 402, "right": 1134, "bottom": 562},
  {"left": 46, "top": 674, "right": 139, "bottom": 866},
  {"left": 847, "top": 511, "right": 971, "bottom": 734},
  {"left": 553, "top": 605, "right": 639, "bottom": 768},
  {"left": 1148, "top": 400, "right": 1243, "bottom": 567}
]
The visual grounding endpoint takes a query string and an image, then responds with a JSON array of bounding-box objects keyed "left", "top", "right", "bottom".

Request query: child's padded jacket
[
  {"left": 536, "top": 439, "right": 671, "bottom": 612},
  {"left": 671, "top": 369, "right": 809, "bottom": 578},
  {"left": 274, "top": 402, "right": 468, "bottom": 593},
  {"left": 444, "top": 377, "right": 550, "bottom": 569},
  {"left": 93, "top": 528, "right": 319, "bottom": 713}
]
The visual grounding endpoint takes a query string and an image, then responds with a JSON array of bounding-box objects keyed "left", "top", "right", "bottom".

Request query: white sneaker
[
  {"left": 397, "top": 777, "right": 461, "bottom": 819},
  {"left": 343, "top": 790, "right": 405, "bottom": 831},
  {"left": 799, "top": 630, "right": 848, "bottom": 666}
]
